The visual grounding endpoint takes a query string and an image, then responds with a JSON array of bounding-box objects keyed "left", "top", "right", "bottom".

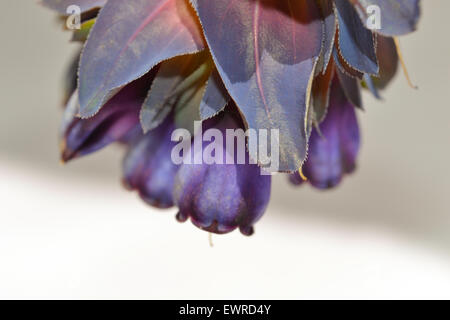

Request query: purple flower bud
[
  {"left": 122, "top": 117, "right": 179, "bottom": 209},
  {"left": 173, "top": 112, "right": 271, "bottom": 236},
  {"left": 290, "top": 77, "right": 360, "bottom": 189},
  {"left": 60, "top": 72, "right": 154, "bottom": 162}
]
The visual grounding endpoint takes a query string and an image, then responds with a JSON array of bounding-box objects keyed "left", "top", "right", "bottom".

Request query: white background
[{"left": 0, "top": 1, "right": 449, "bottom": 299}]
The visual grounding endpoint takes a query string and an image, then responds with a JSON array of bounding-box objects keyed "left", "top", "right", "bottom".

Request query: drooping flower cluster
[{"left": 43, "top": 0, "right": 421, "bottom": 235}]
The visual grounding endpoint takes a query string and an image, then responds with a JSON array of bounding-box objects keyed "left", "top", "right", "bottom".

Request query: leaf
[
  {"left": 199, "top": 69, "right": 229, "bottom": 120},
  {"left": 316, "top": 0, "right": 336, "bottom": 74},
  {"left": 71, "top": 18, "right": 95, "bottom": 42},
  {"left": 355, "top": 0, "right": 421, "bottom": 36},
  {"left": 42, "top": 0, "right": 106, "bottom": 14},
  {"left": 140, "top": 52, "right": 210, "bottom": 133},
  {"left": 312, "top": 59, "right": 335, "bottom": 124},
  {"left": 141, "top": 52, "right": 228, "bottom": 133},
  {"left": 363, "top": 73, "right": 381, "bottom": 99},
  {"left": 335, "top": 63, "right": 363, "bottom": 109},
  {"left": 78, "top": 0, "right": 204, "bottom": 118},
  {"left": 333, "top": 43, "right": 364, "bottom": 79},
  {"left": 334, "top": 0, "right": 379, "bottom": 75},
  {"left": 373, "top": 35, "right": 399, "bottom": 89},
  {"left": 192, "top": 0, "right": 323, "bottom": 172},
  {"left": 173, "top": 77, "right": 206, "bottom": 134}
]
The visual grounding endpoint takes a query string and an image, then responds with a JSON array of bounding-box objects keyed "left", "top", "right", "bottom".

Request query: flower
[
  {"left": 60, "top": 70, "right": 155, "bottom": 162},
  {"left": 122, "top": 115, "right": 179, "bottom": 209},
  {"left": 43, "top": 0, "right": 421, "bottom": 235},
  {"left": 290, "top": 76, "right": 360, "bottom": 189},
  {"left": 173, "top": 111, "right": 271, "bottom": 236}
]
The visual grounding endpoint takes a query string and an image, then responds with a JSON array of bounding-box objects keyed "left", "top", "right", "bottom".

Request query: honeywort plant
[{"left": 43, "top": 0, "right": 421, "bottom": 235}]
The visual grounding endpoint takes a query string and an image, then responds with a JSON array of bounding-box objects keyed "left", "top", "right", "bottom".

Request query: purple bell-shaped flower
[
  {"left": 290, "top": 77, "right": 360, "bottom": 189},
  {"left": 173, "top": 111, "right": 271, "bottom": 236},
  {"left": 122, "top": 116, "right": 179, "bottom": 209}
]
